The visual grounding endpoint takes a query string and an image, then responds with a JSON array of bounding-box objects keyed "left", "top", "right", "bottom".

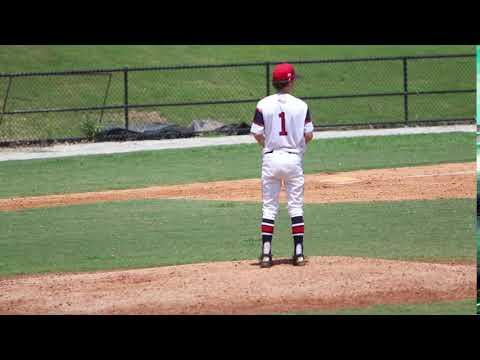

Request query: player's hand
[
  {"left": 252, "top": 133, "right": 265, "bottom": 147},
  {"left": 304, "top": 132, "right": 314, "bottom": 144}
]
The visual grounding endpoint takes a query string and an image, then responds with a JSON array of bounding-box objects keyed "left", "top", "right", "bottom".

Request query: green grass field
[
  {"left": 0, "top": 45, "right": 476, "bottom": 314},
  {"left": 0, "top": 45, "right": 475, "bottom": 141},
  {"left": 0, "top": 45, "right": 474, "bottom": 73},
  {"left": 0, "top": 132, "right": 474, "bottom": 198},
  {"left": 0, "top": 132, "right": 476, "bottom": 314},
  {"left": 0, "top": 198, "right": 474, "bottom": 276},
  {"left": 283, "top": 299, "right": 475, "bottom": 315}
]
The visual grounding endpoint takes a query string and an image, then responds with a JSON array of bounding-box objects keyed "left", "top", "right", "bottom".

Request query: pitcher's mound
[{"left": 0, "top": 256, "right": 474, "bottom": 315}]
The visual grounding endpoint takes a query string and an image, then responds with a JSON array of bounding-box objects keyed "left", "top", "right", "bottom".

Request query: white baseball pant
[{"left": 261, "top": 150, "right": 304, "bottom": 220}]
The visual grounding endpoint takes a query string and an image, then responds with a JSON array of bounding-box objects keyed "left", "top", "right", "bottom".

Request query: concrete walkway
[{"left": 0, "top": 125, "right": 475, "bottom": 162}]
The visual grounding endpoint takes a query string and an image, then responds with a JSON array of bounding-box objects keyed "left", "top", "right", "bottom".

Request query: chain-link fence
[{"left": 0, "top": 54, "right": 475, "bottom": 144}]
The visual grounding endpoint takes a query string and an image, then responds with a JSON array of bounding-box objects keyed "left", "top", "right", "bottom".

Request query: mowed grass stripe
[
  {"left": 0, "top": 45, "right": 472, "bottom": 73},
  {"left": 0, "top": 132, "right": 475, "bottom": 198},
  {"left": 281, "top": 299, "right": 476, "bottom": 315},
  {"left": 0, "top": 198, "right": 474, "bottom": 276}
]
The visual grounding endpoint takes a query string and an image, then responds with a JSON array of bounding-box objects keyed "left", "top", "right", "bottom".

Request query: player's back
[{"left": 256, "top": 93, "right": 312, "bottom": 154}]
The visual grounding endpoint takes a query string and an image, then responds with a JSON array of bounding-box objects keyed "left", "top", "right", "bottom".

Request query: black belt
[{"left": 264, "top": 150, "right": 297, "bottom": 154}]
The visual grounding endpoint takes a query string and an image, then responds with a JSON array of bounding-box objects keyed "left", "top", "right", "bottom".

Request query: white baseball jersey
[
  {"left": 250, "top": 93, "right": 314, "bottom": 220},
  {"left": 250, "top": 93, "right": 314, "bottom": 155}
]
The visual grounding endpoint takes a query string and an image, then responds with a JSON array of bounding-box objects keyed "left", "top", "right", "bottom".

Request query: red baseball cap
[{"left": 272, "top": 63, "right": 296, "bottom": 83}]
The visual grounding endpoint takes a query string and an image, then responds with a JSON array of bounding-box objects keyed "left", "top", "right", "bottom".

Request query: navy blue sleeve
[
  {"left": 253, "top": 108, "right": 264, "bottom": 126},
  {"left": 305, "top": 108, "right": 312, "bottom": 124}
]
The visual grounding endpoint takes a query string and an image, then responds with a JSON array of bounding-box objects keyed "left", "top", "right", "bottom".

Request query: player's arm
[
  {"left": 250, "top": 107, "right": 265, "bottom": 148},
  {"left": 304, "top": 107, "right": 314, "bottom": 144}
]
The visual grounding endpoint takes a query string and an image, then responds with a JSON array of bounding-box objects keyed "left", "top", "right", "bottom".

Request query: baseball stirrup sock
[
  {"left": 261, "top": 218, "right": 275, "bottom": 255},
  {"left": 291, "top": 216, "right": 304, "bottom": 256}
]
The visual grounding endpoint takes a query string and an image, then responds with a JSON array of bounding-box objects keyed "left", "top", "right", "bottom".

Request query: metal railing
[{"left": 0, "top": 53, "right": 475, "bottom": 144}]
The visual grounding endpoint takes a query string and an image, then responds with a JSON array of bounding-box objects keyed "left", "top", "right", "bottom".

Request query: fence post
[
  {"left": 0, "top": 76, "right": 12, "bottom": 126},
  {"left": 99, "top": 73, "right": 112, "bottom": 123},
  {"left": 402, "top": 58, "right": 409, "bottom": 124},
  {"left": 266, "top": 62, "right": 270, "bottom": 96},
  {"left": 123, "top": 67, "right": 129, "bottom": 130}
]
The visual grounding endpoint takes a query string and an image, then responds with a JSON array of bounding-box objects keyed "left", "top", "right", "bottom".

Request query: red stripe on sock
[
  {"left": 292, "top": 225, "right": 304, "bottom": 234},
  {"left": 261, "top": 225, "right": 274, "bottom": 233}
]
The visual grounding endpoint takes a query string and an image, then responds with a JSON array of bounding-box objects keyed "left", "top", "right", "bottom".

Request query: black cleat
[
  {"left": 260, "top": 254, "right": 273, "bottom": 268},
  {"left": 293, "top": 254, "right": 306, "bottom": 266}
]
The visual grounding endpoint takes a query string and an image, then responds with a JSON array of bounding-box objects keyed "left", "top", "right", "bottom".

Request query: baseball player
[{"left": 250, "top": 62, "right": 314, "bottom": 268}]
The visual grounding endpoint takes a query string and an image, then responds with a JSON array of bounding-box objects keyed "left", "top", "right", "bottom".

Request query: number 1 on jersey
[{"left": 279, "top": 112, "right": 288, "bottom": 136}]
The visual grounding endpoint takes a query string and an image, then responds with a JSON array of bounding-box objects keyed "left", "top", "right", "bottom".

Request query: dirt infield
[
  {"left": 0, "top": 162, "right": 475, "bottom": 211},
  {"left": 0, "top": 257, "right": 474, "bottom": 315}
]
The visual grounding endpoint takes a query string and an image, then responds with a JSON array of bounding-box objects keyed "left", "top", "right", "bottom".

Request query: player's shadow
[{"left": 250, "top": 258, "right": 295, "bottom": 267}]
